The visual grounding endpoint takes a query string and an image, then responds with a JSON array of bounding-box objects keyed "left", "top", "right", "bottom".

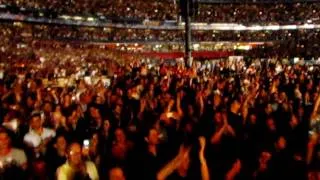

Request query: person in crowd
[
  {"left": 82, "top": 132, "right": 102, "bottom": 172},
  {"left": 0, "top": 128, "right": 27, "bottom": 169},
  {"left": 109, "top": 167, "right": 126, "bottom": 180},
  {"left": 111, "top": 128, "right": 134, "bottom": 163},
  {"left": 57, "top": 142, "right": 99, "bottom": 180},
  {"left": 141, "top": 127, "right": 163, "bottom": 180},
  {"left": 65, "top": 105, "right": 88, "bottom": 143},
  {"left": 24, "top": 113, "right": 56, "bottom": 156},
  {"left": 46, "top": 134, "right": 68, "bottom": 180},
  {"left": 0, "top": 128, "right": 27, "bottom": 179}
]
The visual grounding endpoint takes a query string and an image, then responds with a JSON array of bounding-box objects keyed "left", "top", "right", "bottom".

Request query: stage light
[
  {"left": 87, "top": 17, "right": 95, "bottom": 21},
  {"left": 73, "top": 16, "right": 83, "bottom": 20}
]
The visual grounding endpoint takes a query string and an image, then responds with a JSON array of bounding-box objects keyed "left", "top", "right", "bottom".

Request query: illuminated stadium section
[{"left": 0, "top": 1, "right": 319, "bottom": 179}]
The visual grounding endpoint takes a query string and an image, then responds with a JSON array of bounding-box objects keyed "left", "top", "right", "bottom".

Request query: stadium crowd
[
  {"left": 0, "top": 1, "right": 319, "bottom": 180},
  {"left": 0, "top": 0, "right": 177, "bottom": 21},
  {"left": 1, "top": 1, "right": 320, "bottom": 24},
  {"left": 1, "top": 21, "right": 320, "bottom": 61},
  {"left": 2, "top": 22, "right": 320, "bottom": 44},
  {"left": 0, "top": 42, "right": 318, "bottom": 179},
  {"left": 195, "top": 2, "right": 320, "bottom": 24}
]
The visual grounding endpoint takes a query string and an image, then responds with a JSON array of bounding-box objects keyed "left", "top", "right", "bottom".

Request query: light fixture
[
  {"left": 87, "top": 17, "right": 95, "bottom": 21},
  {"left": 73, "top": 16, "right": 83, "bottom": 20}
]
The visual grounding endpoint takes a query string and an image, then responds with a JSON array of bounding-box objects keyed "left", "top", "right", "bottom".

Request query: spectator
[
  {"left": 109, "top": 167, "right": 126, "bottom": 180},
  {"left": 57, "top": 142, "right": 99, "bottom": 180},
  {"left": 0, "top": 128, "right": 27, "bottom": 170},
  {"left": 23, "top": 113, "right": 56, "bottom": 156},
  {"left": 46, "top": 134, "right": 68, "bottom": 180}
]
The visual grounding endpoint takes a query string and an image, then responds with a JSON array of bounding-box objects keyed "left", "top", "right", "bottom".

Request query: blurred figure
[
  {"left": 23, "top": 113, "right": 56, "bottom": 156},
  {"left": 0, "top": 128, "right": 27, "bottom": 170},
  {"left": 111, "top": 128, "right": 133, "bottom": 161},
  {"left": 57, "top": 142, "right": 99, "bottom": 180},
  {"left": 109, "top": 167, "right": 126, "bottom": 180},
  {"left": 46, "top": 135, "right": 68, "bottom": 180}
]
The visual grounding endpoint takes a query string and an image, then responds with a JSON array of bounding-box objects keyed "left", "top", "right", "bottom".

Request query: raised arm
[
  {"left": 311, "top": 92, "right": 320, "bottom": 120},
  {"left": 176, "top": 92, "right": 184, "bottom": 118},
  {"left": 166, "top": 99, "right": 175, "bottom": 113},
  {"left": 196, "top": 92, "right": 205, "bottom": 117},
  {"left": 211, "top": 125, "right": 226, "bottom": 144},
  {"left": 50, "top": 89, "right": 60, "bottom": 104},
  {"left": 241, "top": 94, "right": 250, "bottom": 124},
  {"left": 242, "top": 82, "right": 259, "bottom": 124},
  {"left": 199, "top": 137, "right": 210, "bottom": 180},
  {"left": 137, "top": 98, "right": 147, "bottom": 121},
  {"left": 226, "top": 159, "right": 241, "bottom": 180},
  {"left": 157, "top": 145, "right": 190, "bottom": 180}
]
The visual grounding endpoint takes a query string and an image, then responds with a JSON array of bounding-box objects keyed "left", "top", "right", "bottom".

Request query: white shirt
[
  {"left": 23, "top": 128, "right": 56, "bottom": 147},
  {"left": 57, "top": 161, "right": 99, "bottom": 180},
  {"left": 0, "top": 148, "right": 27, "bottom": 167}
]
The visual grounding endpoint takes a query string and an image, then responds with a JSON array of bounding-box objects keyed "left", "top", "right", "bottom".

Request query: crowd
[
  {"left": 3, "top": 22, "right": 320, "bottom": 43},
  {"left": 0, "top": 46, "right": 318, "bottom": 180},
  {"left": 0, "top": 1, "right": 320, "bottom": 179},
  {"left": 2, "top": 22, "right": 320, "bottom": 61},
  {"left": 1, "top": 1, "right": 320, "bottom": 24},
  {"left": 32, "top": 24, "right": 184, "bottom": 43},
  {"left": 0, "top": 0, "right": 177, "bottom": 21},
  {"left": 0, "top": 22, "right": 185, "bottom": 44},
  {"left": 195, "top": 3, "right": 320, "bottom": 24}
]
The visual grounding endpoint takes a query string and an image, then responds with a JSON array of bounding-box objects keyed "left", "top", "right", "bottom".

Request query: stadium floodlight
[
  {"left": 265, "top": 25, "right": 280, "bottom": 31},
  {"left": 87, "top": 17, "right": 95, "bottom": 21},
  {"left": 281, "top": 25, "right": 297, "bottom": 30},
  {"left": 300, "top": 23, "right": 315, "bottom": 29},
  {"left": 210, "top": 24, "right": 234, "bottom": 30},
  {"left": 73, "top": 16, "right": 83, "bottom": 20},
  {"left": 233, "top": 25, "right": 246, "bottom": 31},
  {"left": 248, "top": 25, "right": 263, "bottom": 31},
  {"left": 60, "top": 15, "right": 71, "bottom": 19},
  {"left": 192, "top": 22, "right": 208, "bottom": 26},
  {"left": 193, "top": 43, "right": 200, "bottom": 50},
  {"left": 238, "top": 45, "right": 251, "bottom": 51},
  {"left": 216, "top": 26, "right": 233, "bottom": 30}
]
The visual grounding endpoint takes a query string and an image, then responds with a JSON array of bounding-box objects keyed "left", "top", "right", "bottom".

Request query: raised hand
[
  {"left": 199, "top": 136, "right": 210, "bottom": 180},
  {"left": 226, "top": 159, "right": 242, "bottom": 180},
  {"left": 199, "top": 136, "right": 206, "bottom": 163},
  {"left": 178, "top": 144, "right": 191, "bottom": 160},
  {"left": 140, "top": 98, "right": 147, "bottom": 111},
  {"left": 233, "top": 159, "right": 242, "bottom": 174},
  {"left": 222, "top": 112, "right": 228, "bottom": 125},
  {"left": 199, "top": 136, "right": 206, "bottom": 152}
]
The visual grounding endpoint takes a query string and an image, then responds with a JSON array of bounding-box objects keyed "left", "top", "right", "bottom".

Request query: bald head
[{"left": 109, "top": 167, "right": 126, "bottom": 180}]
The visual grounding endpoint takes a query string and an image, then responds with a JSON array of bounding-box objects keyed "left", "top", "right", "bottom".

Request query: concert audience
[{"left": 0, "top": 52, "right": 315, "bottom": 179}]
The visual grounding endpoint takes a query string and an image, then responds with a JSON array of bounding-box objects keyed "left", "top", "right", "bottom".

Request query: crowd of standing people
[{"left": 0, "top": 57, "right": 317, "bottom": 179}]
